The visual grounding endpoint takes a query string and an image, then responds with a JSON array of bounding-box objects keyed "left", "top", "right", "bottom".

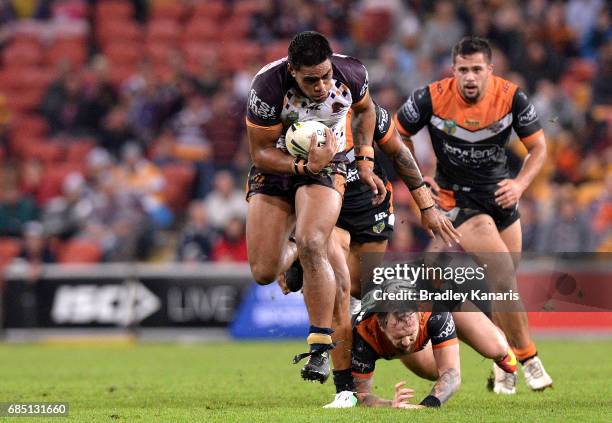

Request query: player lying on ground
[
  {"left": 394, "top": 36, "right": 551, "bottom": 393},
  {"left": 349, "top": 281, "right": 517, "bottom": 409}
]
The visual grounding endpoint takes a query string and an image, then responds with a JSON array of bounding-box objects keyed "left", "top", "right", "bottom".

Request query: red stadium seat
[
  {"left": 182, "top": 18, "right": 221, "bottom": 43},
  {"left": 4, "top": 88, "right": 45, "bottom": 113},
  {"left": 95, "top": 0, "right": 133, "bottom": 20},
  {"left": 219, "top": 16, "right": 251, "bottom": 41},
  {"left": 232, "top": 0, "right": 265, "bottom": 18},
  {"left": 36, "top": 163, "right": 84, "bottom": 205},
  {"left": 146, "top": 42, "right": 174, "bottom": 64},
  {"left": 146, "top": 19, "right": 181, "bottom": 44},
  {"left": 264, "top": 40, "right": 290, "bottom": 63},
  {"left": 46, "top": 39, "right": 87, "bottom": 67},
  {"left": 150, "top": 1, "right": 185, "bottom": 20},
  {"left": 104, "top": 43, "right": 142, "bottom": 66},
  {"left": 96, "top": 20, "right": 143, "bottom": 47},
  {"left": 161, "top": 163, "right": 195, "bottom": 211},
  {"left": 192, "top": 1, "right": 227, "bottom": 20},
  {"left": 21, "top": 140, "right": 64, "bottom": 164},
  {"left": 108, "top": 64, "right": 137, "bottom": 87},
  {"left": 0, "top": 238, "right": 21, "bottom": 268},
  {"left": 353, "top": 8, "right": 392, "bottom": 44},
  {"left": 58, "top": 238, "right": 102, "bottom": 263},
  {"left": 219, "top": 42, "right": 261, "bottom": 72},
  {"left": 8, "top": 114, "right": 49, "bottom": 139},
  {"left": 2, "top": 39, "right": 43, "bottom": 67},
  {"left": 65, "top": 138, "right": 96, "bottom": 163}
]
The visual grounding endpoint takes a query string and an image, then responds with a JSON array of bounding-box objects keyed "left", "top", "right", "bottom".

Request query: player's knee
[
  {"left": 296, "top": 233, "right": 327, "bottom": 263},
  {"left": 250, "top": 263, "right": 277, "bottom": 285}
]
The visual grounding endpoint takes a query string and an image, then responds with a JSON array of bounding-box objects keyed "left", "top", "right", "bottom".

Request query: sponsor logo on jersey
[
  {"left": 403, "top": 94, "right": 420, "bottom": 123},
  {"left": 249, "top": 89, "right": 276, "bottom": 120},
  {"left": 442, "top": 142, "right": 504, "bottom": 166},
  {"left": 346, "top": 167, "right": 360, "bottom": 183},
  {"left": 332, "top": 102, "right": 344, "bottom": 114},
  {"left": 518, "top": 104, "right": 538, "bottom": 127},
  {"left": 464, "top": 119, "right": 480, "bottom": 127},
  {"left": 359, "top": 68, "right": 369, "bottom": 97}
]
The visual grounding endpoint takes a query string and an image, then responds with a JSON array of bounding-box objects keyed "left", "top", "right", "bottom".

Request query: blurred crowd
[{"left": 0, "top": 0, "right": 609, "bottom": 268}]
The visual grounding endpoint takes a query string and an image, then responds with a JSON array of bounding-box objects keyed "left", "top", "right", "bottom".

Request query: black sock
[
  {"left": 519, "top": 352, "right": 538, "bottom": 365},
  {"left": 333, "top": 369, "right": 355, "bottom": 393}
]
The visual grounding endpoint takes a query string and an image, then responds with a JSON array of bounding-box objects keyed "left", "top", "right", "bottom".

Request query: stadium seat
[
  {"left": 108, "top": 64, "right": 137, "bottom": 87},
  {"left": 161, "top": 163, "right": 195, "bottom": 212},
  {"left": 36, "top": 163, "right": 84, "bottom": 205},
  {"left": 146, "top": 42, "right": 174, "bottom": 64},
  {"left": 104, "top": 43, "right": 142, "bottom": 66},
  {"left": 65, "top": 138, "right": 96, "bottom": 163},
  {"left": 232, "top": 0, "right": 265, "bottom": 18},
  {"left": 96, "top": 20, "right": 143, "bottom": 47},
  {"left": 95, "top": 0, "right": 133, "bottom": 21},
  {"left": 4, "top": 88, "right": 45, "bottom": 113},
  {"left": 219, "top": 16, "right": 251, "bottom": 41},
  {"left": 150, "top": 1, "right": 185, "bottom": 20},
  {"left": 192, "top": 1, "right": 227, "bottom": 20},
  {"left": 263, "top": 40, "right": 290, "bottom": 63},
  {"left": 353, "top": 8, "right": 392, "bottom": 44},
  {"left": 21, "top": 140, "right": 64, "bottom": 164},
  {"left": 58, "top": 238, "right": 102, "bottom": 263},
  {"left": 0, "top": 237, "right": 21, "bottom": 268},
  {"left": 8, "top": 114, "right": 49, "bottom": 140},
  {"left": 46, "top": 39, "right": 87, "bottom": 67},
  {"left": 182, "top": 19, "right": 221, "bottom": 43},
  {"left": 219, "top": 42, "right": 261, "bottom": 72},
  {"left": 146, "top": 19, "right": 181, "bottom": 44},
  {"left": 2, "top": 40, "right": 43, "bottom": 67}
]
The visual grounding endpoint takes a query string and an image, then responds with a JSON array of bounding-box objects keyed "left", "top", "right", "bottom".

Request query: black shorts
[
  {"left": 246, "top": 153, "right": 348, "bottom": 202},
  {"left": 438, "top": 187, "right": 519, "bottom": 231},
  {"left": 336, "top": 192, "right": 394, "bottom": 244}
]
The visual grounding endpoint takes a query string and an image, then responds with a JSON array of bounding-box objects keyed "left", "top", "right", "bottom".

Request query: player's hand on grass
[
  {"left": 392, "top": 381, "right": 422, "bottom": 409},
  {"left": 423, "top": 176, "right": 440, "bottom": 203},
  {"left": 421, "top": 208, "right": 461, "bottom": 247},
  {"left": 307, "top": 127, "right": 338, "bottom": 174},
  {"left": 495, "top": 179, "right": 525, "bottom": 209}
]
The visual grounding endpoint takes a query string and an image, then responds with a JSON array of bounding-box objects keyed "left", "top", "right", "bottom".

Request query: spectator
[
  {"left": 204, "top": 170, "right": 247, "bottom": 231},
  {"left": 17, "top": 221, "right": 55, "bottom": 264},
  {"left": 0, "top": 178, "right": 38, "bottom": 237},
  {"left": 176, "top": 200, "right": 216, "bottom": 262},
  {"left": 42, "top": 172, "right": 91, "bottom": 240},
  {"left": 212, "top": 217, "right": 247, "bottom": 262},
  {"left": 112, "top": 142, "right": 172, "bottom": 228}
]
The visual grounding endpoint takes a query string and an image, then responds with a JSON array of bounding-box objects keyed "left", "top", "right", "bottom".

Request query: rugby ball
[{"left": 285, "top": 120, "right": 328, "bottom": 158}]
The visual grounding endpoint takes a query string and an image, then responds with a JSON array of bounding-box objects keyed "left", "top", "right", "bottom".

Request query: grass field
[{"left": 0, "top": 339, "right": 610, "bottom": 422}]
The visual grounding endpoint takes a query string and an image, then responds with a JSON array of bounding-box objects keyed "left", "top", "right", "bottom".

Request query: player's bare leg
[
  {"left": 247, "top": 195, "right": 296, "bottom": 284},
  {"left": 499, "top": 219, "right": 552, "bottom": 391},
  {"left": 348, "top": 240, "right": 389, "bottom": 299},
  {"left": 323, "top": 227, "right": 359, "bottom": 408},
  {"left": 293, "top": 184, "right": 343, "bottom": 383}
]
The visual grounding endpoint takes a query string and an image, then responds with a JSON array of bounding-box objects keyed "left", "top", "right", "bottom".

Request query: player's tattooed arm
[
  {"left": 354, "top": 376, "right": 393, "bottom": 407},
  {"left": 428, "top": 368, "right": 460, "bottom": 404},
  {"left": 390, "top": 141, "right": 424, "bottom": 190}
]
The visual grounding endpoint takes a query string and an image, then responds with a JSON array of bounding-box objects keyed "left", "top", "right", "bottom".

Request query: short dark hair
[
  {"left": 288, "top": 31, "right": 333, "bottom": 69},
  {"left": 452, "top": 36, "right": 492, "bottom": 63}
]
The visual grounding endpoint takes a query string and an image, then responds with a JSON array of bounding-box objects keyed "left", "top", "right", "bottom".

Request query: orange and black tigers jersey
[
  {"left": 394, "top": 76, "right": 544, "bottom": 191},
  {"left": 351, "top": 311, "right": 457, "bottom": 378}
]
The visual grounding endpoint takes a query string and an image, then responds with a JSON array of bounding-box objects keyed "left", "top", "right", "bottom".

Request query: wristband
[
  {"left": 410, "top": 184, "right": 435, "bottom": 210},
  {"left": 355, "top": 145, "right": 374, "bottom": 159},
  {"left": 419, "top": 395, "right": 441, "bottom": 408},
  {"left": 292, "top": 158, "right": 301, "bottom": 175},
  {"left": 355, "top": 156, "right": 374, "bottom": 162}
]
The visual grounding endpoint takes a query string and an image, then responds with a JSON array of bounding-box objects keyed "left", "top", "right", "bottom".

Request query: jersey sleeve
[
  {"left": 427, "top": 312, "right": 458, "bottom": 350},
  {"left": 245, "top": 69, "right": 284, "bottom": 128},
  {"left": 335, "top": 55, "right": 369, "bottom": 106},
  {"left": 394, "top": 86, "right": 433, "bottom": 137},
  {"left": 373, "top": 103, "right": 394, "bottom": 146},
  {"left": 351, "top": 329, "right": 379, "bottom": 378},
  {"left": 511, "top": 89, "right": 544, "bottom": 145}
]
